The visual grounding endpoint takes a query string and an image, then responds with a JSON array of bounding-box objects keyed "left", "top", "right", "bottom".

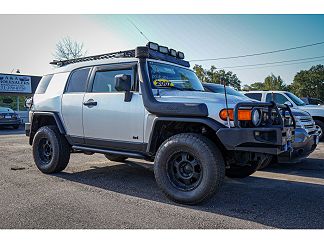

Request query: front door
[{"left": 82, "top": 64, "right": 145, "bottom": 151}]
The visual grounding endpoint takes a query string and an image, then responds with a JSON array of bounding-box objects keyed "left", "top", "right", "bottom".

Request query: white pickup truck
[{"left": 244, "top": 91, "right": 324, "bottom": 141}]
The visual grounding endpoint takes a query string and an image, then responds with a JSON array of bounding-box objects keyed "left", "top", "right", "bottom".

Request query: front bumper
[
  {"left": 0, "top": 119, "right": 21, "bottom": 126},
  {"left": 278, "top": 127, "right": 319, "bottom": 163},
  {"left": 217, "top": 127, "right": 294, "bottom": 155},
  {"left": 216, "top": 101, "right": 295, "bottom": 155}
]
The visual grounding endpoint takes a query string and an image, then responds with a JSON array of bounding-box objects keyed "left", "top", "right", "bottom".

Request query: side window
[
  {"left": 91, "top": 69, "right": 134, "bottom": 93},
  {"left": 35, "top": 74, "right": 54, "bottom": 94},
  {"left": 266, "top": 93, "right": 289, "bottom": 104},
  {"left": 66, "top": 68, "right": 91, "bottom": 93},
  {"left": 244, "top": 93, "right": 262, "bottom": 101}
]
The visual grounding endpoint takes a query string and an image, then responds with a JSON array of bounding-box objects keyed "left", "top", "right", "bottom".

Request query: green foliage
[
  {"left": 244, "top": 74, "right": 286, "bottom": 91},
  {"left": 193, "top": 64, "right": 241, "bottom": 90},
  {"left": 290, "top": 64, "right": 324, "bottom": 100},
  {"left": 0, "top": 95, "right": 28, "bottom": 111}
]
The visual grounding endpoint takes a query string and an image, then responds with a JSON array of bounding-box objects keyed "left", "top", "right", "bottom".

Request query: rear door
[{"left": 61, "top": 67, "right": 91, "bottom": 144}]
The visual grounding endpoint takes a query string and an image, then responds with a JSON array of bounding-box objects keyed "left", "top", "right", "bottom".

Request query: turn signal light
[{"left": 219, "top": 108, "right": 252, "bottom": 121}]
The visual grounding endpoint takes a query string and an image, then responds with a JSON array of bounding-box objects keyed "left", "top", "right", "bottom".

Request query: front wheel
[
  {"left": 32, "top": 125, "right": 71, "bottom": 174},
  {"left": 314, "top": 120, "right": 324, "bottom": 141},
  {"left": 154, "top": 133, "right": 225, "bottom": 205}
]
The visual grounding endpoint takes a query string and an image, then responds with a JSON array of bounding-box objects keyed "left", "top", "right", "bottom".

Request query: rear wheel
[
  {"left": 314, "top": 120, "right": 324, "bottom": 141},
  {"left": 32, "top": 125, "right": 71, "bottom": 173},
  {"left": 154, "top": 133, "right": 225, "bottom": 205},
  {"left": 226, "top": 161, "right": 260, "bottom": 178},
  {"left": 104, "top": 154, "right": 128, "bottom": 162}
]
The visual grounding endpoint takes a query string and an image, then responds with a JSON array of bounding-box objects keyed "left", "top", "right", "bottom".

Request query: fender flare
[{"left": 147, "top": 116, "right": 226, "bottom": 153}]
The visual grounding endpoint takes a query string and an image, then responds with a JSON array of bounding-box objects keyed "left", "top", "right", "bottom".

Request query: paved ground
[{"left": 0, "top": 127, "right": 324, "bottom": 229}]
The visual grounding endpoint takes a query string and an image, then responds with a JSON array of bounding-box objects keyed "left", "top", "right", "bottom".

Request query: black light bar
[{"left": 146, "top": 42, "right": 185, "bottom": 60}]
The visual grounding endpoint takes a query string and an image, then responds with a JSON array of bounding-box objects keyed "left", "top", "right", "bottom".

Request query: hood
[
  {"left": 301, "top": 104, "right": 324, "bottom": 110},
  {"left": 290, "top": 108, "right": 311, "bottom": 117},
  {"left": 155, "top": 89, "right": 252, "bottom": 107},
  {"left": 0, "top": 107, "right": 14, "bottom": 113}
]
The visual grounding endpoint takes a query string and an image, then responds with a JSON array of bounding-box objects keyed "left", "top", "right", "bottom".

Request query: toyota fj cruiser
[{"left": 25, "top": 43, "right": 295, "bottom": 204}]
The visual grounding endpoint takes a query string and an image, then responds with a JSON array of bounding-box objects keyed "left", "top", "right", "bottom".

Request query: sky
[{"left": 0, "top": 14, "right": 323, "bottom": 86}]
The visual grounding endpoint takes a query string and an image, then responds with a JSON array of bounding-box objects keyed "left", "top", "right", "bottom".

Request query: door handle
[{"left": 83, "top": 99, "right": 97, "bottom": 106}]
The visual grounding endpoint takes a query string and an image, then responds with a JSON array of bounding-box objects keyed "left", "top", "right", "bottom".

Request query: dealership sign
[{"left": 0, "top": 74, "right": 32, "bottom": 93}]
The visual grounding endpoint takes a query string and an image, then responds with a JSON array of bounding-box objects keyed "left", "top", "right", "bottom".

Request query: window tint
[
  {"left": 266, "top": 93, "right": 289, "bottom": 104},
  {"left": 244, "top": 93, "right": 262, "bottom": 101},
  {"left": 66, "top": 68, "right": 90, "bottom": 93},
  {"left": 35, "top": 74, "right": 53, "bottom": 94},
  {"left": 92, "top": 69, "right": 134, "bottom": 93}
]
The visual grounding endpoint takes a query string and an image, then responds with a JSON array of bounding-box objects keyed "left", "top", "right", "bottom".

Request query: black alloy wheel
[{"left": 167, "top": 152, "right": 203, "bottom": 191}]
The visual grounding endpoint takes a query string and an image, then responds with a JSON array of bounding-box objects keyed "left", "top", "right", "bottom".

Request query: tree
[
  {"left": 193, "top": 65, "right": 242, "bottom": 90},
  {"left": 263, "top": 74, "right": 286, "bottom": 91},
  {"left": 290, "top": 64, "right": 324, "bottom": 100},
  {"left": 245, "top": 74, "right": 286, "bottom": 91},
  {"left": 54, "top": 37, "right": 87, "bottom": 60},
  {"left": 193, "top": 65, "right": 208, "bottom": 83},
  {"left": 249, "top": 82, "right": 265, "bottom": 91}
]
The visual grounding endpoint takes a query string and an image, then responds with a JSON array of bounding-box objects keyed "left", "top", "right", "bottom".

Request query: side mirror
[
  {"left": 25, "top": 97, "right": 33, "bottom": 109},
  {"left": 115, "top": 74, "right": 132, "bottom": 102},
  {"left": 284, "top": 101, "right": 293, "bottom": 107}
]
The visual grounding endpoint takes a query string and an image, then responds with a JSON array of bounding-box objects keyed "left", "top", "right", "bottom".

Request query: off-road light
[
  {"left": 169, "top": 49, "right": 177, "bottom": 57},
  {"left": 177, "top": 51, "right": 185, "bottom": 59},
  {"left": 147, "top": 42, "right": 159, "bottom": 51},
  {"left": 159, "top": 45, "right": 169, "bottom": 54},
  {"left": 219, "top": 108, "right": 252, "bottom": 121},
  {"left": 251, "top": 108, "right": 262, "bottom": 126}
]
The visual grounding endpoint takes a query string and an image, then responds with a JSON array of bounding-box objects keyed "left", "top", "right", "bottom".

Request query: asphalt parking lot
[{"left": 0, "top": 127, "right": 324, "bottom": 229}]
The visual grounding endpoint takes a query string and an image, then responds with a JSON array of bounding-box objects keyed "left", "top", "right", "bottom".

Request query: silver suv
[{"left": 26, "top": 42, "right": 295, "bottom": 204}]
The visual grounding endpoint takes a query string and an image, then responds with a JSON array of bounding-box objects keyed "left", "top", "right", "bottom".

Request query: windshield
[
  {"left": 205, "top": 84, "right": 246, "bottom": 97},
  {"left": 148, "top": 61, "right": 204, "bottom": 91},
  {"left": 285, "top": 92, "right": 306, "bottom": 106}
]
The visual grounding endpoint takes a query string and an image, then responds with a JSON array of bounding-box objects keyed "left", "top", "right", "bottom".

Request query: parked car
[
  {"left": 244, "top": 91, "right": 324, "bottom": 141},
  {"left": 25, "top": 42, "right": 295, "bottom": 204},
  {"left": 0, "top": 106, "right": 21, "bottom": 129},
  {"left": 301, "top": 97, "right": 324, "bottom": 106},
  {"left": 203, "top": 83, "right": 319, "bottom": 168}
]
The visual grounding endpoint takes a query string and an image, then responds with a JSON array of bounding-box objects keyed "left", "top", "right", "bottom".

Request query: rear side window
[
  {"left": 35, "top": 74, "right": 54, "bottom": 94},
  {"left": 244, "top": 93, "right": 262, "bottom": 101},
  {"left": 66, "top": 68, "right": 91, "bottom": 93}
]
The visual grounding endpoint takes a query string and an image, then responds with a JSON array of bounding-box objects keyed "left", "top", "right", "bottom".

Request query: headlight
[
  {"left": 294, "top": 117, "right": 302, "bottom": 128},
  {"left": 251, "top": 108, "right": 262, "bottom": 126}
]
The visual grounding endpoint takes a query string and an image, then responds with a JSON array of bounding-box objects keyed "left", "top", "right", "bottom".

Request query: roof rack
[
  {"left": 50, "top": 43, "right": 190, "bottom": 68},
  {"left": 50, "top": 49, "right": 136, "bottom": 67}
]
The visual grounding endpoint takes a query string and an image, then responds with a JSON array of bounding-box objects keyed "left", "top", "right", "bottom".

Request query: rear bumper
[
  {"left": 25, "top": 122, "right": 31, "bottom": 136},
  {"left": 216, "top": 127, "right": 294, "bottom": 155},
  {"left": 278, "top": 128, "right": 319, "bottom": 163}
]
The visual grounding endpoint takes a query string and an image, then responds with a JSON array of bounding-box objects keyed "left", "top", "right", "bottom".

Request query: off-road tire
[
  {"left": 154, "top": 133, "right": 225, "bottom": 205},
  {"left": 104, "top": 154, "right": 128, "bottom": 162},
  {"left": 314, "top": 119, "right": 324, "bottom": 141},
  {"left": 32, "top": 125, "right": 70, "bottom": 174},
  {"left": 226, "top": 161, "right": 260, "bottom": 178}
]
